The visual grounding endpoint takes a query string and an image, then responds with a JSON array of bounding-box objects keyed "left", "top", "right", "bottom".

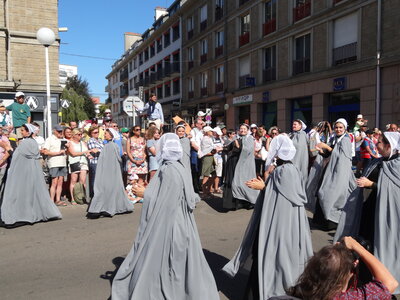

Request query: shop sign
[
  {"left": 333, "top": 77, "right": 346, "bottom": 92},
  {"left": 262, "top": 91, "right": 270, "bottom": 102},
  {"left": 233, "top": 94, "right": 253, "bottom": 105}
]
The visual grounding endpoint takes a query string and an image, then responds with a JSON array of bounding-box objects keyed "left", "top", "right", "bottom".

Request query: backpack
[{"left": 73, "top": 182, "right": 86, "bottom": 204}]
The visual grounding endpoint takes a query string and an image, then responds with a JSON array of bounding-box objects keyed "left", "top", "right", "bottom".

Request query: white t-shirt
[
  {"left": 190, "top": 127, "right": 203, "bottom": 149},
  {"left": 354, "top": 131, "right": 366, "bottom": 150},
  {"left": 43, "top": 135, "right": 67, "bottom": 168}
]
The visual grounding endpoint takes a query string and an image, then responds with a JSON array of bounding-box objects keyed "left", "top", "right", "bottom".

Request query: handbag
[
  {"left": 260, "top": 146, "right": 268, "bottom": 161},
  {"left": 70, "top": 162, "right": 81, "bottom": 172}
]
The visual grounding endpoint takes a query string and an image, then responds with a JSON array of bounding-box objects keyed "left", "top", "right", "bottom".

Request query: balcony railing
[
  {"left": 215, "top": 82, "right": 224, "bottom": 93},
  {"left": 239, "top": 0, "right": 250, "bottom": 6},
  {"left": 201, "top": 87, "right": 208, "bottom": 97},
  {"left": 120, "top": 69, "right": 128, "bottom": 81},
  {"left": 188, "top": 61, "right": 194, "bottom": 70},
  {"left": 215, "top": 45, "right": 223, "bottom": 57},
  {"left": 333, "top": 42, "right": 357, "bottom": 65},
  {"left": 156, "top": 69, "right": 163, "bottom": 81},
  {"left": 200, "top": 20, "right": 207, "bottom": 32},
  {"left": 239, "top": 74, "right": 250, "bottom": 89},
  {"left": 293, "top": 58, "right": 311, "bottom": 75},
  {"left": 200, "top": 53, "right": 207, "bottom": 64},
  {"left": 293, "top": 0, "right": 311, "bottom": 22},
  {"left": 239, "top": 32, "right": 250, "bottom": 47},
  {"left": 188, "top": 91, "right": 194, "bottom": 99},
  {"left": 263, "top": 67, "right": 276, "bottom": 83},
  {"left": 143, "top": 77, "right": 150, "bottom": 87},
  {"left": 188, "top": 29, "right": 194, "bottom": 40},
  {"left": 263, "top": 19, "right": 276, "bottom": 36},
  {"left": 215, "top": 6, "right": 223, "bottom": 21},
  {"left": 171, "top": 62, "right": 180, "bottom": 73}
]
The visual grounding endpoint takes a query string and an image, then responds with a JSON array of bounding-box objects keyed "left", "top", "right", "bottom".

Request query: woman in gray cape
[
  {"left": 312, "top": 118, "right": 356, "bottom": 231},
  {"left": 1, "top": 124, "right": 61, "bottom": 227},
  {"left": 175, "top": 124, "right": 191, "bottom": 171},
  {"left": 87, "top": 128, "right": 133, "bottom": 217},
  {"left": 112, "top": 133, "right": 219, "bottom": 300},
  {"left": 223, "top": 134, "right": 313, "bottom": 299},
  {"left": 290, "top": 119, "right": 309, "bottom": 183}
]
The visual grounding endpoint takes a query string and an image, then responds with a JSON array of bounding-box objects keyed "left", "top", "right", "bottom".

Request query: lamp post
[{"left": 36, "top": 27, "right": 56, "bottom": 138}]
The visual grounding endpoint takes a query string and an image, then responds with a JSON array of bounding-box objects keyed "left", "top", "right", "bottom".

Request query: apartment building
[
  {"left": 0, "top": 0, "right": 62, "bottom": 134},
  {"left": 106, "top": 1, "right": 185, "bottom": 128},
  {"left": 181, "top": 0, "right": 400, "bottom": 131}
]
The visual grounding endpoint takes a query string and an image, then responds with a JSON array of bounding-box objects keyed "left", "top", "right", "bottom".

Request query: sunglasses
[
  {"left": 92, "top": 131, "right": 99, "bottom": 134},
  {"left": 134, "top": 129, "right": 141, "bottom": 131}
]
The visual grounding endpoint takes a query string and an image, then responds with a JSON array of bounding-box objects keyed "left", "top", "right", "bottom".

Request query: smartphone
[{"left": 60, "top": 140, "right": 67, "bottom": 150}]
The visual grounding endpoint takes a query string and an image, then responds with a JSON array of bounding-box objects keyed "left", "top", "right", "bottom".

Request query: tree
[
  {"left": 65, "top": 75, "right": 96, "bottom": 118},
  {"left": 61, "top": 88, "right": 89, "bottom": 123}
]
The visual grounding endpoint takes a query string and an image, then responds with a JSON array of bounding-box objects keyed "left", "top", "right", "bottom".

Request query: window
[
  {"left": 172, "top": 23, "right": 180, "bottom": 41},
  {"left": 263, "top": 46, "right": 276, "bottom": 82},
  {"left": 157, "top": 85, "right": 163, "bottom": 99},
  {"left": 200, "top": 72, "right": 208, "bottom": 96},
  {"left": 188, "top": 47, "right": 194, "bottom": 69},
  {"left": 173, "top": 78, "right": 180, "bottom": 95},
  {"left": 291, "top": 96, "right": 312, "bottom": 127},
  {"left": 200, "top": 4, "right": 208, "bottom": 31},
  {"left": 239, "top": 14, "right": 250, "bottom": 46},
  {"left": 157, "top": 38, "right": 162, "bottom": 53},
  {"left": 215, "top": 65, "right": 224, "bottom": 93},
  {"left": 187, "top": 16, "right": 194, "bottom": 39},
  {"left": 293, "top": 0, "right": 311, "bottom": 22},
  {"left": 200, "top": 39, "right": 208, "bottom": 64},
  {"left": 333, "top": 13, "right": 358, "bottom": 65},
  {"left": 239, "top": 55, "right": 250, "bottom": 88},
  {"left": 165, "top": 82, "right": 171, "bottom": 97},
  {"left": 150, "top": 43, "right": 155, "bottom": 57},
  {"left": 293, "top": 33, "right": 311, "bottom": 75},
  {"left": 129, "top": 78, "right": 133, "bottom": 90},
  {"left": 215, "top": 0, "right": 224, "bottom": 21},
  {"left": 215, "top": 31, "right": 224, "bottom": 57},
  {"left": 188, "top": 77, "right": 194, "bottom": 98},
  {"left": 129, "top": 61, "right": 133, "bottom": 73},
  {"left": 139, "top": 53, "right": 143, "bottom": 65},
  {"left": 263, "top": 0, "right": 277, "bottom": 35},
  {"left": 164, "top": 30, "right": 171, "bottom": 48},
  {"left": 144, "top": 48, "right": 149, "bottom": 61},
  {"left": 134, "top": 58, "right": 137, "bottom": 69}
]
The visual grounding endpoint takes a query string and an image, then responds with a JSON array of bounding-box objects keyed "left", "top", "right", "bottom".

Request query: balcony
[
  {"left": 239, "top": 74, "right": 252, "bottom": 89},
  {"left": 333, "top": 42, "right": 357, "bottom": 65},
  {"left": 156, "top": 69, "right": 163, "bottom": 82},
  {"left": 136, "top": 78, "right": 144, "bottom": 88},
  {"left": 263, "top": 67, "right": 276, "bottom": 83},
  {"left": 188, "top": 61, "right": 194, "bottom": 70},
  {"left": 263, "top": 19, "right": 276, "bottom": 36},
  {"left": 164, "top": 37, "right": 171, "bottom": 48},
  {"left": 150, "top": 73, "right": 157, "bottom": 84},
  {"left": 120, "top": 86, "right": 128, "bottom": 98},
  {"left": 239, "top": 32, "right": 250, "bottom": 47},
  {"left": 215, "top": 45, "right": 223, "bottom": 57},
  {"left": 200, "top": 20, "right": 207, "bottom": 32},
  {"left": 215, "top": 6, "right": 223, "bottom": 21},
  {"left": 120, "top": 69, "right": 128, "bottom": 82},
  {"left": 143, "top": 77, "right": 150, "bottom": 87},
  {"left": 201, "top": 87, "right": 208, "bottom": 97},
  {"left": 171, "top": 62, "right": 180, "bottom": 74},
  {"left": 293, "top": 0, "right": 311, "bottom": 22},
  {"left": 188, "top": 29, "right": 194, "bottom": 40},
  {"left": 188, "top": 91, "right": 194, "bottom": 99},
  {"left": 293, "top": 58, "right": 311, "bottom": 75},
  {"left": 215, "top": 82, "right": 224, "bottom": 93},
  {"left": 200, "top": 53, "right": 208, "bottom": 64},
  {"left": 239, "top": 0, "right": 250, "bottom": 6}
]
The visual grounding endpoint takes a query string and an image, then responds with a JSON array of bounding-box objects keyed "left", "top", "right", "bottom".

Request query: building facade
[
  {"left": 0, "top": 0, "right": 62, "bottom": 135},
  {"left": 180, "top": 0, "right": 400, "bottom": 131}
]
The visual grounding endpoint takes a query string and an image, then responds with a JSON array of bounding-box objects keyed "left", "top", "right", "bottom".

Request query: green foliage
[
  {"left": 61, "top": 88, "right": 89, "bottom": 123},
  {"left": 65, "top": 75, "right": 96, "bottom": 118},
  {"left": 98, "top": 104, "right": 111, "bottom": 118}
]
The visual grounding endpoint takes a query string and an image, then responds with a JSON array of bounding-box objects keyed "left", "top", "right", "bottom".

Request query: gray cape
[
  {"left": 333, "top": 158, "right": 381, "bottom": 243},
  {"left": 291, "top": 130, "right": 309, "bottom": 183},
  {"left": 1, "top": 138, "right": 61, "bottom": 225},
  {"left": 317, "top": 135, "right": 356, "bottom": 223},
  {"left": 305, "top": 154, "right": 326, "bottom": 212},
  {"left": 223, "top": 163, "right": 313, "bottom": 298},
  {"left": 88, "top": 142, "right": 133, "bottom": 216},
  {"left": 232, "top": 135, "right": 259, "bottom": 204},
  {"left": 112, "top": 160, "right": 219, "bottom": 300},
  {"left": 374, "top": 156, "right": 400, "bottom": 294},
  {"left": 179, "top": 137, "right": 191, "bottom": 171}
]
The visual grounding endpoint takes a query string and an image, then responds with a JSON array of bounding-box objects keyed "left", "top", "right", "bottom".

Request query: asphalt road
[{"left": 0, "top": 197, "right": 358, "bottom": 300}]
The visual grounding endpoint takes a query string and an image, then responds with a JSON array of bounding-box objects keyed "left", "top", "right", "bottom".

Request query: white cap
[
  {"left": 197, "top": 111, "right": 206, "bottom": 117},
  {"left": 357, "top": 114, "right": 363, "bottom": 119},
  {"left": 212, "top": 127, "right": 222, "bottom": 136},
  {"left": 203, "top": 126, "right": 213, "bottom": 133},
  {"left": 265, "top": 134, "right": 296, "bottom": 167},
  {"left": 250, "top": 123, "right": 258, "bottom": 128},
  {"left": 105, "top": 109, "right": 111, "bottom": 113},
  {"left": 15, "top": 91, "right": 25, "bottom": 99}
]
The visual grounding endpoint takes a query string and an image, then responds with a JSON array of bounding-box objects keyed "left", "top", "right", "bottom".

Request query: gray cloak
[
  {"left": 290, "top": 130, "right": 309, "bottom": 183},
  {"left": 179, "top": 137, "right": 191, "bottom": 171},
  {"left": 333, "top": 158, "right": 381, "bottom": 243},
  {"left": 1, "top": 138, "right": 61, "bottom": 225},
  {"left": 88, "top": 142, "right": 133, "bottom": 216},
  {"left": 232, "top": 135, "right": 259, "bottom": 204},
  {"left": 112, "top": 160, "right": 219, "bottom": 300},
  {"left": 317, "top": 135, "right": 356, "bottom": 223},
  {"left": 223, "top": 162, "right": 313, "bottom": 298},
  {"left": 374, "top": 156, "right": 400, "bottom": 294},
  {"left": 305, "top": 154, "right": 326, "bottom": 212}
]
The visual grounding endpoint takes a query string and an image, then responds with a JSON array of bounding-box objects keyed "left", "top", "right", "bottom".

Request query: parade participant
[
  {"left": 87, "top": 128, "right": 133, "bottom": 218},
  {"left": 313, "top": 118, "right": 356, "bottom": 230},
  {"left": 287, "top": 237, "right": 398, "bottom": 300},
  {"left": 290, "top": 119, "right": 309, "bottom": 182},
  {"left": 212, "top": 126, "right": 223, "bottom": 194},
  {"left": 176, "top": 124, "right": 191, "bottom": 171},
  {"left": 127, "top": 125, "right": 147, "bottom": 185},
  {"left": 223, "top": 134, "right": 313, "bottom": 299},
  {"left": 1, "top": 124, "right": 62, "bottom": 227},
  {"left": 112, "top": 133, "right": 219, "bottom": 300},
  {"left": 133, "top": 93, "right": 164, "bottom": 130},
  {"left": 145, "top": 126, "right": 160, "bottom": 180},
  {"left": 199, "top": 126, "right": 217, "bottom": 196}
]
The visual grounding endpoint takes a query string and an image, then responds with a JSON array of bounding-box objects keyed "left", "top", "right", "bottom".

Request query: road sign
[
  {"left": 60, "top": 99, "right": 71, "bottom": 109},
  {"left": 123, "top": 96, "right": 144, "bottom": 117},
  {"left": 25, "top": 96, "right": 39, "bottom": 110}
]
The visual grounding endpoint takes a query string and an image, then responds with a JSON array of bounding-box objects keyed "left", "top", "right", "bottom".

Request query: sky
[{"left": 58, "top": 0, "right": 175, "bottom": 103}]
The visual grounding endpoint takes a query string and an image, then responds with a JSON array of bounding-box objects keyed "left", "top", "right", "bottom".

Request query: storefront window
[
  {"left": 237, "top": 105, "right": 251, "bottom": 127},
  {"left": 262, "top": 102, "right": 277, "bottom": 130},
  {"left": 291, "top": 96, "right": 312, "bottom": 127},
  {"left": 329, "top": 90, "right": 360, "bottom": 129}
]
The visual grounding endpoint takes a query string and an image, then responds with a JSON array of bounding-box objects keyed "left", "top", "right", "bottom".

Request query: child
[{"left": 125, "top": 173, "right": 143, "bottom": 204}]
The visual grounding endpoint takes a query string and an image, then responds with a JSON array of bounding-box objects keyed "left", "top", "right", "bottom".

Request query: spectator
[
  {"left": 190, "top": 118, "right": 204, "bottom": 193},
  {"left": 31, "top": 122, "right": 45, "bottom": 150},
  {"left": 250, "top": 124, "right": 258, "bottom": 137},
  {"left": 212, "top": 127, "right": 224, "bottom": 194},
  {"left": 63, "top": 127, "right": 72, "bottom": 141},
  {"left": 6, "top": 91, "right": 31, "bottom": 140},
  {"left": 287, "top": 237, "right": 398, "bottom": 299},
  {"left": 69, "top": 121, "right": 78, "bottom": 130},
  {"left": 200, "top": 126, "right": 217, "bottom": 197},
  {"left": 175, "top": 124, "right": 191, "bottom": 171},
  {"left": 87, "top": 126, "right": 104, "bottom": 199},
  {"left": 134, "top": 93, "right": 164, "bottom": 130},
  {"left": 42, "top": 124, "right": 68, "bottom": 206},
  {"left": 145, "top": 126, "right": 160, "bottom": 180},
  {"left": 360, "top": 129, "right": 379, "bottom": 171},
  {"left": 0, "top": 127, "right": 11, "bottom": 189},
  {"left": 388, "top": 123, "right": 398, "bottom": 132},
  {"left": 254, "top": 128, "right": 266, "bottom": 177},
  {"left": 127, "top": 125, "right": 148, "bottom": 185},
  {"left": 266, "top": 126, "right": 279, "bottom": 151},
  {"left": 354, "top": 125, "right": 368, "bottom": 177},
  {"left": 0, "top": 103, "right": 12, "bottom": 127}
]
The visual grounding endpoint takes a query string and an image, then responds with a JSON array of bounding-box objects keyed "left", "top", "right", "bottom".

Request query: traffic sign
[
  {"left": 60, "top": 99, "right": 71, "bottom": 109},
  {"left": 25, "top": 96, "right": 39, "bottom": 110},
  {"left": 123, "top": 96, "right": 143, "bottom": 117}
]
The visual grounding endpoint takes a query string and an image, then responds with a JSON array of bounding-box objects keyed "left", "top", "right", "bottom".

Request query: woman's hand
[
  {"left": 132, "top": 184, "right": 145, "bottom": 198},
  {"left": 90, "top": 148, "right": 99, "bottom": 153},
  {"left": 245, "top": 176, "right": 265, "bottom": 190},
  {"left": 135, "top": 160, "right": 144, "bottom": 166},
  {"left": 356, "top": 177, "right": 373, "bottom": 188},
  {"left": 342, "top": 236, "right": 359, "bottom": 251}
]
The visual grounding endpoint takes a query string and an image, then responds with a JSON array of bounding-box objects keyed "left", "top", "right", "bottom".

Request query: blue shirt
[
  {"left": 137, "top": 101, "right": 164, "bottom": 123},
  {"left": 103, "top": 133, "right": 123, "bottom": 156}
]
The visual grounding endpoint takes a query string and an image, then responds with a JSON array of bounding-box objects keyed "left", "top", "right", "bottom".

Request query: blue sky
[{"left": 58, "top": 0, "right": 174, "bottom": 102}]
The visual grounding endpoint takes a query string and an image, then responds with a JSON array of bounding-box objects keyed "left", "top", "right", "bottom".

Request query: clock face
[{"left": 25, "top": 96, "right": 39, "bottom": 110}]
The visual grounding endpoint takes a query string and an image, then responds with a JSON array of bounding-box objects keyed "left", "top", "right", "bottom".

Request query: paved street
[{"left": 0, "top": 197, "right": 345, "bottom": 300}]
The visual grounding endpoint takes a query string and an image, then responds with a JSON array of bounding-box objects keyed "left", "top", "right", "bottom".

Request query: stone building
[{"left": 0, "top": 0, "right": 61, "bottom": 134}]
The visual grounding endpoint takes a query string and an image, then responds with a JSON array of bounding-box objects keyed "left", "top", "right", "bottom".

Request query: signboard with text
[{"left": 233, "top": 94, "right": 253, "bottom": 105}]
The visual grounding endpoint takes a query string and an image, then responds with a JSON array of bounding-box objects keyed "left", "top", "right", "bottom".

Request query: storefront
[
  {"left": 328, "top": 90, "right": 360, "bottom": 129},
  {"left": 291, "top": 96, "right": 312, "bottom": 128}
]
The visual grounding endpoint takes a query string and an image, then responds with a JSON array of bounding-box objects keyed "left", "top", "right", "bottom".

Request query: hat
[
  {"left": 104, "top": 116, "right": 112, "bottom": 122},
  {"left": 105, "top": 109, "right": 111, "bottom": 113},
  {"left": 335, "top": 118, "right": 348, "bottom": 129},
  {"left": 265, "top": 134, "right": 296, "bottom": 167},
  {"left": 250, "top": 124, "right": 258, "bottom": 129},
  {"left": 53, "top": 124, "right": 63, "bottom": 132},
  {"left": 15, "top": 91, "right": 25, "bottom": 99},
  {"left": 203, "top": 126, "right": 213, "bottom": 133},
  {"left": 212, "top": 127, "right": 223, "bottom": 136},
  {"left": 197, "top": 111, "right": 206, "bottom": 117},
  {"left": 120, "top": 127, "right": 129, "bottom": 133},
  {"left": 219, "top": 124, "right": 226, "bottom": 129},
  {"left": 357, "top": 114, "right": 363, "bottom": 119},
  {"left": 0, "top": 103, "right": 5, "bottom": 108}
]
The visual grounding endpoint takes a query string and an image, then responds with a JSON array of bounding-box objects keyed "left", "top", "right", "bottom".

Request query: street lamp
[{"left": 36, "top": 27, "right": 56, "bottom": 138}]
